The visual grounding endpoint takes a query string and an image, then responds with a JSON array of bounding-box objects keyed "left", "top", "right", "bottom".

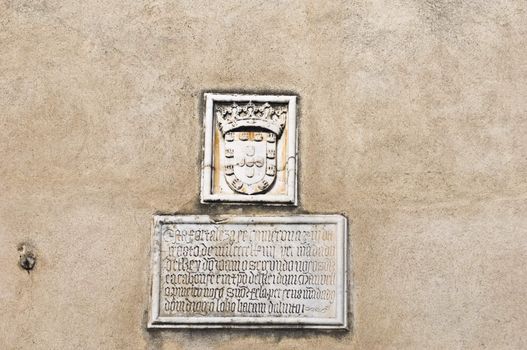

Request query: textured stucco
[{"left": 1, "top": 1, "right": 527, "bottom": 349}]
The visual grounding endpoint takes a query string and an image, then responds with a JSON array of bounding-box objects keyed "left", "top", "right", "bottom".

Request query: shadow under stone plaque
[{"left": 148, "top": 215, "right": 348, "bottom": 329}]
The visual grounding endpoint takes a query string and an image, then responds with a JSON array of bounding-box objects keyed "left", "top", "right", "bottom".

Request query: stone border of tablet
[{"left": 148, "top": 214, "right": 348, "bottom": 329}]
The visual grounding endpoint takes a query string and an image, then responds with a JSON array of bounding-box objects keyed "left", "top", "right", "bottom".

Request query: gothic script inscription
[{"left": 148, "top": 215, "right": 347, "bottom": 328}]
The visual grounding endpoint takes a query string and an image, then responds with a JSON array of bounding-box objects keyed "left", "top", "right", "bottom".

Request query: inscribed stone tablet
[{"left": 148, "top": 215, "right": 348, "bottom": 329}]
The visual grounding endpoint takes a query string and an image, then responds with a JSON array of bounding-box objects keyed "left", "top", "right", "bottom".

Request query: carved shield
[
  {"left": 216, "top": 101, "right": 286, "bottom": 196},
  {"left": 223, "top": 130, "right": 277, "bottom": 194}
]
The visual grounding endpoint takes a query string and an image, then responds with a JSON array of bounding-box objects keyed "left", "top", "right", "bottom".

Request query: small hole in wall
[{"left": 18, "top": 243, "right": 36, "bottom": 273}]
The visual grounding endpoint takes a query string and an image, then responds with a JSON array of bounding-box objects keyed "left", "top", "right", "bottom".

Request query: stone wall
[{"left": 1, "top": 1, "right": 526, "bottom": 349}]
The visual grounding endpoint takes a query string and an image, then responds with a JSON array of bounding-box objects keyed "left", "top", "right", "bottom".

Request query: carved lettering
[{"left": 153, "top": 218, "right": 345, "bottom": 326}]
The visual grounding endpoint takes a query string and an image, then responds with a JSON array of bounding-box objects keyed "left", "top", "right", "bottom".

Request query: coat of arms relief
[
  {"left": 201, "top": 94, "right": 297, "bottom": 204},
  {"left": 216, "top": 102, "right": 286, "bottom": 195}
]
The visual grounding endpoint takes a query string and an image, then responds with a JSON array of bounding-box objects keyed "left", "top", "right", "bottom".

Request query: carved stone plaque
[
  {"left": 148, "top": 215, "right": 348, "bottom": 329},
  {"left": 201, "top": 93, "right": 297, "bottom": 205}
]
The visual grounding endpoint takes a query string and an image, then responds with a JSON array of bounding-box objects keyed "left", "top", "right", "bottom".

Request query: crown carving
[{"left": 216, "top": 102, "right": 287, "bottom": 136}]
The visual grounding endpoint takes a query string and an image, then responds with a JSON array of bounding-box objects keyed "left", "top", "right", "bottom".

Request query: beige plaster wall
[{"left": 1, "top": 1, "right": 526, "bottom": 349}]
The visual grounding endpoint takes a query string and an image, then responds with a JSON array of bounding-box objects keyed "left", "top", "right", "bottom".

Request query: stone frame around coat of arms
[{"left": 200, "top": 93, "right": 297, "bottom": 205}]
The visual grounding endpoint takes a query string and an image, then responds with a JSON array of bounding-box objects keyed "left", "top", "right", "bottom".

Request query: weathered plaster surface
[{"left": 1, "top": 1, "right": 526, "bottom": 349}]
